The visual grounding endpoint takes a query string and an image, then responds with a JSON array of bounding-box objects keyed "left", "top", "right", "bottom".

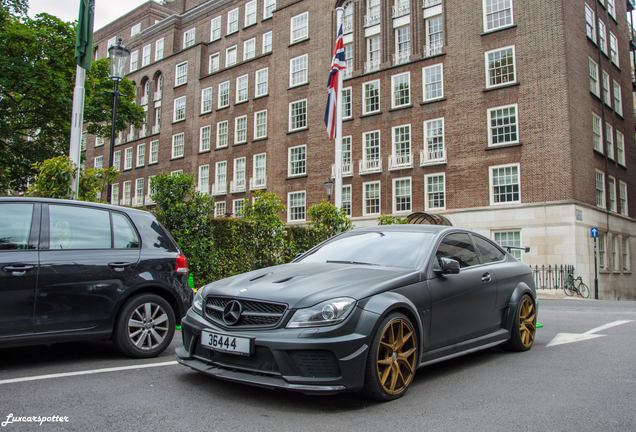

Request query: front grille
[
  {"left": 204, "top": 296, "right": 287, "bottom": 329},
  {"left": 288, "top": 350, "right": 341, "bottom": 378}
]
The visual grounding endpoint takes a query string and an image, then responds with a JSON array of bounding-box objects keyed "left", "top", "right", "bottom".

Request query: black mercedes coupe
[{"left": 176, "top": 225, "right": 537, "bottom": 400}]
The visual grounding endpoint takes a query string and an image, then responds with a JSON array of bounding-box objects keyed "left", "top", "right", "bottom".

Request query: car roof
[
  {"left": 353, "top": 224, "right": 455, "bottom": 234},
  {"left": 0, "top": 196, "right": 152, "bottom": 216}
]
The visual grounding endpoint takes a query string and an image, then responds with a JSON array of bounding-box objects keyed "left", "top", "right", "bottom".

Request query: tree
[
  {"left": 242, "top": 191, "right": 288, "bottom": 268},
  {"left": 377, "top": 215, "right": 409, "bottom": 225},
  {"left": 0, "top": 12, "right": 143, "bottom": 192},
  {"left": 308, "top": 201, "right": 353, "bottom": 242},
  {"left": 1, "top": 0, "right": 28, "bottom": 18}
]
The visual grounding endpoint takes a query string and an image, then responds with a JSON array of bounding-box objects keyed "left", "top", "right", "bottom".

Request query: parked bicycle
[{"left": 563, "top": 274, "right": 590, "bottom": 298}]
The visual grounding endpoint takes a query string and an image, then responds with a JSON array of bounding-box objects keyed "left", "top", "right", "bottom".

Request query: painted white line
[
  {"left": 583, "top": 320, "right": 633, "bottom": 335},
  {"left": 0, "top": 360, "right": 178, "bottom": 385}
]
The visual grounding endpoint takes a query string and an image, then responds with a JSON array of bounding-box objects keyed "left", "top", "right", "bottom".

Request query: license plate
[{"left": 201, "top": 330, "right": 252, "bottom": 356}]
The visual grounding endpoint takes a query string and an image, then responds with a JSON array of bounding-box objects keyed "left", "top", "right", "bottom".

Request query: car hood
[{"left": 201, "top": 262, "right": 420, "bottom": 309}]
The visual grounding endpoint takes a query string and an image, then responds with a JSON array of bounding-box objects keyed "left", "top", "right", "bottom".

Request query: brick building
[{"left": 84, "top": 0, "right": 636, "bottom": 299}]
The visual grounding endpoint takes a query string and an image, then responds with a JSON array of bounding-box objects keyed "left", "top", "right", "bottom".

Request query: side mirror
[{"left": 435, "top": 257, "right": 460, "bottom": 275}]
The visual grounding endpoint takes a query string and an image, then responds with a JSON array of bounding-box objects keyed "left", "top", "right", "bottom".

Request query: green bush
[
  {"left": 208, "top": 218, "right": 255, "bottom": 281},
  {"left": 377, "top": 215, "right": 409, "bottom": 225},
  {"left": 242, "top": 191, "right": 288, "bottom": 269},
  {"left": 307, "top": 200, "right": 352, "bottom": 243}
]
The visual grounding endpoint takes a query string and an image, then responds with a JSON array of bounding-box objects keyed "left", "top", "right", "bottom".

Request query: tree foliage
[
  {"left": 377, "top": 215, "right": 409, "bottom": 225},
  {"left": 307, "top": 200, "right": 352, "bottom": 242},
  {"left": 242, "top": 191, "right": 288, "bottom": 268}
]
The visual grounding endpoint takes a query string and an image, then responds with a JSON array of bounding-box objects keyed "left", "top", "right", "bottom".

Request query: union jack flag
[{"left": 324, "top": 24, "right": 346, "bottom": 140}]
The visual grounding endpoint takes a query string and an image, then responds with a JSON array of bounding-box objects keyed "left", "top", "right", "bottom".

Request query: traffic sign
[{"left": 590, "top": 227, "right": 599, "bottom": 239}]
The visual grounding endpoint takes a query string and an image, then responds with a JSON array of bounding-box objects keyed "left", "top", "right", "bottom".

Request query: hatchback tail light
[{"left": 176, "top": 254, "right": 189, "bottom": 273}]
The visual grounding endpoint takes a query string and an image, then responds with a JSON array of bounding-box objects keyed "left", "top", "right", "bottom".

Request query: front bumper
[{"left": 176, "top": 306, "right": 378, "bottom": 394}]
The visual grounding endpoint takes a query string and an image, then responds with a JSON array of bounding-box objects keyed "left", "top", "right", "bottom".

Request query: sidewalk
[{"left": 536, "top": 289, "right": 589, "bottom": 300}]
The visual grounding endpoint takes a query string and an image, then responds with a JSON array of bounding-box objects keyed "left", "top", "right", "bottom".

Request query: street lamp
[
  {"left": 323, "top": 178, "right": 335, "bottom": 202},
  {"left": 106, "top": 38, "right": 130, "bottom": 204}
]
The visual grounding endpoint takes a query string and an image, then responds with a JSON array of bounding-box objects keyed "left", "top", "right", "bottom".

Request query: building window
[
  {"left": 367, "top": 0, "right": 381, "bottom": 26},
  {"left": 363, "top": 130, "right": 381, "bottom": 167},
  {"left": 342, "top": 87, "right": 352, "bottom": 119},
  {"left": 129, "top": 50, "right": 138, "bottom": 72},
  {"left": 254, "top": 110, "right": 268, "bottom": 139},
  {"left": 214, "top": 161, "right": 227, "bottom": 195},
  {"left": 366, "top": 35, "right": 381, "bottom": 72},
  {"left": 342, "top": 136, "right": 352, "bottom": 175},
  {"left": 609, "top": 32, "right": 618, "bottom": 66},
  {"left": 607, "top": 0, "right": 616, "bottom": 18},
  {"left": 245, "top": 0, "right": 257, "bottom": 27},
  {"left": 621, "top": 236, "right": 630, "bottom": 272},
  {"left": 342, "top": 185, "right": 352, "bottom": 217},
  {"left": 619, "top": 181, "right": 628, "bottom": 216},
  {"left": 122, "top": 181, "right": 132, "bottom": 206},
  {"left": 111, "top": 183, "right": 119, "bottom": 205},
  {"left": 288, "top": 191, "right": 306, "bottom": 221},
  {"left": 171, "top": 133, "right": 185, "bottom": 159},
  {"left": 136, "top": 143, "right": 145, "bottom": 167},
  {"left": 616, "top": 130, "right": 625, "bottom": 166},
  {"left": 391, "top": 124, "right": 411, "bottom": 168},
  {"left": 175, "top": 61, "right": 188, "bottom": 86},
  {"left": 124, "top": 147, "right": 133, "bottom": 170},
  {"left": 226, "top": 45, "right": 237, "bottom": 67},
  {"left": 391, "top": 72, "right": 411, "bottom": 108},
  {"left": 233, "top": 157, "right": 246, "bottom": 192},
  {"left": 288, "top": 145, "right": 307, "bottom": 177},
  {"left": 264, "top": 0, "right": 276, "bottom": 19},
  {"left": 592, "top": 113, "right": 603, "bottom": 152},
  {"left": 598, "top": 19, "right": 607, "bottom": 54},
  {"left": 362, "top": 81, "right": 381, "bottom": 116},
  {"left": 201, "top": 87, "right": 213, "bottom": 113},
  {"left": 218, "top": 81, "right": 230, "bottom": 108},
  {"left": 214, "top": 201, "right": 226, "bottom": 217},
  {"left": 606, "top": 123, "right": 614, "bottom": 160},
  {"left": 485, "top": 46, "right": 516, "bottom": 88},
  {"left": 344, "top": 42, "right": 354, "bottom": 78},
  {"left": 595, "top": 170, "right": 606, "bottom": 208},
  {"left": 588, "top": 58, "right": 600, "bottom": 96},
  {"left": 289, "top": 99, "right": 307, "bottom": 131},
  {"left": 236, "top": 74, "right": 249, "bottom": 103},
  {"left": 94, "top": 155, "right": 103, "bottom": 168},
  {"left": 155, "top": 38, "right": 164, "bottom": 60},
  {"left": 252, "top": 153, "right": 267, "bottom": 188},
  {"left": 423, "top": 63, "right": 444, "bottom": 101},
  {"left": 494, "top": 230, "right": 522, "bottom": 260},
  {"left": 608, "top": 176, "right": 617, "bottom": 212},
  {"left": 393, "top": 177, "right": 412, "bottom": 213},
  {"left": 149, "top": 141, "right": 159, "bottom": 164},
  {"left": 200, "top": 125, "right": 211, "bottom": 152},
  {"left": 142, "top": 44, "right": 151, "bottom": 67},
  {"left": 233, "top": 199, "right": 245, "bottom": 217},
  {"left": 216, "top": 120, "right": 228, "bottom": 149},
  {"left": 262, "top": 31, "right": 273, "bottom": 53},
  {"left": 490, "top": 164, "right": 521, "bottom": 205},
  {"left": 612, "top": 80, "right": 622, "bottom": 116},
  {"left": 183, "top": 28, "right": 195, "bottom": 49},
  {"left": 173, "top": 96, "right": 186, "bottom": 122},
  {"left": 113, "top": 150, "right": 121, "bottom": 170},
  {"left": 227, "top": 8, "right": 239, "bottom": 34},
  {"left": 610, "top": 234, "right": 619, "bottom": 271},
  {"left": 487, "top": 104, "right": 518, "bottom": 146},
  {"left": 424, "top": 15, "right": 444, "bottom": 56},
  {"left": 290, "top": 12, "right": 309, "bottom": 44},
  {"left": 255, "top": 67, "right": 269, "bottom": 97},
  {"left": 131, "top": 23, "right": 141, "bottom": 37},
  {"left": 135, "top": 178, "right": 144, "bottom": 206},
  {"left": 425, "top": 173, "right": 446, "bottom": 210},
  {"left": 198, "top": 165, "right": 210, "bottom": 194},
  {"left": 234, "top": 115, "right": 248, "bottom": 144},
  {"left": 483, "top": 0, "right": 513, "bottom": 32},
  {"left": 243, "top": 38, "right": 256, "bottom": 60},
  {"left": 394, "top": 26, "right": 411, "bottom": 65},
  {"left": 290, "top": 54, "right": 308, "bottom": 87},
  {"left": 602, "top": 71, "right": 611, "bottom": 106},
  {"left": 597, "top": 231, "right": 606, "bottom": 270},
  {"left": 363, "top": 181, "right": 381, "bottom": 215},
  {"left": 210, "top": 16, "right": 222, "bottom": 41},
  {"left": 423, "top": 118, "right": 445, "bottom": 164}
]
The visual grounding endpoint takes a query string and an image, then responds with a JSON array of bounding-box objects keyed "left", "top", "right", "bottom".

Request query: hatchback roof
[{"left": 0, "top": 196, "right": 151, "bottom": 216}]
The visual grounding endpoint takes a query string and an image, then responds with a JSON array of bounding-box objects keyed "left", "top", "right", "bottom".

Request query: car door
[
  {"left": 427, "top": 232, "right": 497, "bottom": 348},
  {"left": 0, "top": 202, "right": 40, "bottom": 337},
  {"left": 35, "top": 204, "right": 141, "bottom": 333},
  {"left": 470, "top": 234, "right": 507, "bottom": 330}
]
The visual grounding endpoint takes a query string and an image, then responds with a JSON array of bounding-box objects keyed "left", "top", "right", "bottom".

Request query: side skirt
[{"left": 418, "top": 329, "right": 509, "bottom": 368}]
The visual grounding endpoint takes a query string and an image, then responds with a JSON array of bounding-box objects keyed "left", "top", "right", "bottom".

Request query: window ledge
[
  {"left": 361, "top": 111, "right": 382, "bottom": 118},
  {"left": 172, "top": 119, "right": 186, "bottom": 124},
  {"left": 173, "top": 82, "right": 187, "bottom": 89},
  {"left": 198, "top": 149, "right": 211, "bottom": 154},
  {"left": 215, "top": 146, "right": 229, "bottom": 151},
  {"left": 343, "top": 117, "right": 353, "bottom": 123},
  {"left": 483, "top": 82, "right": 520, "bottom": 92},
  {"left": 200, "top": 110, "right": 212, "bottom": 117},
  {"left": 593, "top": 148, "right": 605, "bottom": 157},
  {"left": 217, "top": 105, "right": 229, "bottom": 112},
  {"left": 243, "top": 22, "right": 257, "bottom": 30},
  {"left": 289, "top": 37, "right": 309, "bottom": 47},
  {"left": 148, "top": 162, "right": 158, "bottom": 166},
  {"left": 287, "top": 174, "right": 308, "bottom": 180},
  {"left": 480, "top": 24, "right": 517, "bottom": 36},
  {"left": 233, "top": 141, "right": 247, "bottom": 146},
  {"left": 252, "top": 137, "right": 268, "bottom": 143},
  {"left": 389, "top": 104, "right": 413, "bottom": 112},
  {"left": 421, "top": 97, "right": 447, "bottom": 106},
  {"left": 235, "top": 100, "right": 249, "bottom": 106},
  {"left": 288, "top": 82, "right": 309, "bottom": 90},
  {"left": 287, "top": 128, "right": 308, "bottom": 135},
  {"left": 485, "top": 142, "right": 522, "bottom": 151},
  {"left": 254, "top": 93, "right": 269, "bottom": 100},
  {"left": 170, "top": 156, "right": 184, "bottom": 161}
]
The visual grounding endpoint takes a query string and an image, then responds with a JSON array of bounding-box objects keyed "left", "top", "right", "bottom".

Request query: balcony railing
[
  {"left": 343, "top": 18, "right": 353, "bottom": 34},
  {"left": 126, "top": 127, "right": 135, "bottom": 142},
  {"left": 139, "top": 125, "right": 147, "bottom": 138},
  {"left": 211, "top": 183, "right": 227, "bottom": 196},
  {"left": 115, "top": 135, "right": 122, "bottom": 145},
  {"left": 388, "top": 154, "right": 412, "bottom": 170},
  {"left": 420, "top": 148, "right": 446, "bottom": 166},
  {"left": 393, "top": 51, "right": 410, "bottom": 66},
  {"left": 230, "top": 179, "right": 246, "bottom": 193},
  {"left": 359, "top": 158, "right": 382, "bottom": 174},
  {"left": 331, "top": 163, "right": 353, "bottom": 178},
  {"left": 364, "top": 59, "right": 381, "bottom": 73},
  {"left": 364, "top": 14, "right": 381, "bottom": 27},
  {"left": 423, "top": 43, "right": 444, "bottom": 58},
  {"left": 249, "top": 176, "right": 267, "bottom": 190},
  {"left": 151, "top": 124, "right": 160, "bottom": 135},
  {"left": 392, "top": 2, "right": 410, "bottom": 18},
  {"left": 140, "top": 95, "right": 148, "bottom": 106},
  {"left": 424, "top": 0, "right": 442, "bottom": 7}
]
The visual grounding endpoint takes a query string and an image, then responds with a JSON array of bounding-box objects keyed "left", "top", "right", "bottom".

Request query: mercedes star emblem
[{"left": 222, "top": 300, "right": 242, "bottom": 326}]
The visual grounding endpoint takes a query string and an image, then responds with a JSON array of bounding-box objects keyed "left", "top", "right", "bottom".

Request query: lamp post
[
  {"left": 106, "top": 38, "right": 130, "bottom": 204},
  {"left": 323, "top": 178, "right": 335, "bottom": 202}
]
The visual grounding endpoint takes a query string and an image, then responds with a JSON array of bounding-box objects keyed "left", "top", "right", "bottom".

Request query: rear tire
[
  {"left": 563, "top": 283, "right": 575, "bottom": 296},
  {"left": 505, "top": 294, "right": 536, "bottom": 352},
  {"left": 114, "top": 294, "right": 175, "bottom": 358}
]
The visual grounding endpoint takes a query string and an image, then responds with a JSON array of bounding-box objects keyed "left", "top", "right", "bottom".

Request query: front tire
[
  {"left": 505, "top": 294, "right": 536, "bottom": 352},
  {"left": 114, "top": 294, "right": 176, "bottom": 358},
  {"left": 578, "top": 282, "right": 590, "bottom": 299},
  {"left": 363, "top": 312, "right": 418, "bottom": 401}
]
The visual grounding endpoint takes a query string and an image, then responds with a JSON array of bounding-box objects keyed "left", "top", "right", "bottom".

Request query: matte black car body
[
  {"left": 0, "top": 197, "right": 192, "bottom": 354},
  {"left": 177, "top": 225, "right": 536, "bottom": 396}
]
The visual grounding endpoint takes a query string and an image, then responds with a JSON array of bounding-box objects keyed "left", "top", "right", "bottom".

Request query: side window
[
  {"left": 472, "top": 235, "right": 506, "bottom": 264},
  {"left": 0, "top": 203, "right": 34, "bottom": 250},
  {"left": 436, "top": 233, "right": 480, "bottom": 268},
  {"left": 49, "top": 205, "right": 110, "bottom": 250},
  {"left": 112, "top": 213, "right": 140, "bottom": 249}
]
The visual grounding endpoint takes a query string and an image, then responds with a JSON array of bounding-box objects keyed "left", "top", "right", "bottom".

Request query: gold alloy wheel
[
  {"left": 376, "top": 318, "right": 417, "bottom": 396},
  {"left": 519, "top": 297, "right": 537, "bottom": 348}
]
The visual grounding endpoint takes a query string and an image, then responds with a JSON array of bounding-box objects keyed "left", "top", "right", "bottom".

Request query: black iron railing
[{"left": 530, "top": 265, "right": 575, "bottom": 290}]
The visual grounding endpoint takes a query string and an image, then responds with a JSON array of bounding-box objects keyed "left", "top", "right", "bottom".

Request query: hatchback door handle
[
  {"left": 481, "top": 273, "right": 492, "bottom": 283},
  {"left": 108, "top": 262, "right": 134, "bottom": 270},
  {"left": 4, "top": 265, "right": 35, "bottom": 275}
]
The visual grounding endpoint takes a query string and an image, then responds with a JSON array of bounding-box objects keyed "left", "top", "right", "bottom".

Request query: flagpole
[
  {"left": 334, "top": 6, "right": 344, "bottom": 210},
  {"left": 69, "top": 64, "right": 86, "bottom": 199}
]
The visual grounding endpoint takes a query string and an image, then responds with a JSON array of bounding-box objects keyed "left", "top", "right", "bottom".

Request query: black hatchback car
[
  {"left": 177, "top": 225, "right": 536, "bottom": 400},
  {"left": 0, "top": 197, "right": 193, "bottom": 358}
]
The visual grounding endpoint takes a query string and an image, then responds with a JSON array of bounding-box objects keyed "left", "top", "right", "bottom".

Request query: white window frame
[
  {"left": 210, "top": 16, "right": 222, "bottom": 41},
  {"left": 149, "top": 141, "right": 159, "bottom": 164},
  {"left": 216, "top": 120, "right": 229, "bottom": 149},
  {"left": 227, "top": 8, "right": 239, "bottom": 34},
  {"left": 171, "top": 132, "right": 185, "bottom": 159},
  {"left": 209, "top": 53, "right": 220, "bottom": 73},
  {"left": 616, "top": 129, "right": 625, "bottom": 166},
  {"left": 362, "top": 80, "right": 381, "bottom": 115},
  {"left": 484, "top": 45, "right": 516, "bottom": 89},
  {"left": 589, "top": 58, "right": 600, "bottom": 96},
  {"left": 392, "top": 177, "right": 412, "bottom": 214},
  {"left": 288, "top": 99, "right": 308, "bottom": 132},
  {"left": 425, "top": 173, "right": 446, "bottom": 211},
  {"left": 619, "top": 180, "right": 628, "bottom": 216},
  {"left": 342, "top": 87, "right": 352, "bottom": 120},
  {"left": 225, "top": 45, "right": 237, "bottom": 67},
  {"left": 243, "top": 37, "right": 256, "bottom": 60},
  {"left": 487, "top": 104, "right": 519, "bottom": 147},
  {"left": 289, "top": 54, "right": 309, "bottom": 87},
  {"left": 136, "top": 143, "right": 145, "bottom": 167},
  {"left": 592, "top": 113, "right": 603, "bottom": 153},
  {"left": 254, "top": 110, "right": 268, "bottom": 140},
  {"left": 124, "top": 147, "right": 133, "bottom": 170},
  {"left": 482, "top": 0, "right": 514, "bottom": 33},
  {"left": 608, "top": 176, "right": 617, "bottom": 212},
  {"left": 391, "top": 72, "right": 411, "bottom": 108},
  {"left": 489, "top": 163, "right": 521, "bottom": 205},
  {"left": 155, "top": 38, "right": 164, "bottom": 61},
  {"left": 200, "top": 87, "right": 213, "bottom": 114},
  {"left": 288, "top": 144, "right": 307, "bottom": 177},
  {"left": 183, "top": 28, "right": 196, "bottom": 49},
  {"left": 199, "top": 125, "right": 211, "bottom": 152},
  {"left": 131, "top": 23, "right": 141, "bottom": 37},
  {"left": 129, "top": 50, "right": 139, "bottom": 72},
  {"left": 142, "top": 44, "right": 151, "bottom": 67},
  {"left": 263, "top": 0, "right": 276, "bottom": 19},
  {"left": 255, "top": 67, "right": 269, "bottom": 97},
  {"left": 175, "top": 61, "right": 188, "bottom": 86},
  {"left": 362, "top": 181, "right": 381, "bottom": 216},
  {"left": 218, "top": 81, "right": 230, "bottom": 109},
  {"left": 290, "top": 11, "right": 309, "bottom": 44},
  {"left": 287, "top": 191, "right": 307, "bottom": 222},
  {"left": 234, "top": 115, "right": 248, "bottom": 144},
  {"left": 612, "top": 79, "right": 623, "bottom": 116},
  {"left": 423, "top": 63, "right": 444, "bottom": 101},
  {"left": 198, "top": 164, "right": 210, "bottom": 194},
  {"left": 609, "top": 32, "right": 619, "bottom": 66},
  {"left": 595, "top": 169, "right": 606, "bottom": 209},
  {"left": 236, "top": 74, "right": 249, "bottom": 103},
  {"left": 262, "top": 31, "right": 273, "bottom": 53},
  {"left": 173, "top": 96, "right": 186, "bottom": 122}
]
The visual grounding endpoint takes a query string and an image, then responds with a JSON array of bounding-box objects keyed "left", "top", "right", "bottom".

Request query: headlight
[
  {"left": 192, "top": 289, "right": 204, "bottom": 315},
  {"left": 286, "top": 297, "right": 356, "bottom": 328}
]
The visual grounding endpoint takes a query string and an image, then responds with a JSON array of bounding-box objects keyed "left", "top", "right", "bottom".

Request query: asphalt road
[{"left": 0, "top": 299, "right": 635, "bottom": 432}]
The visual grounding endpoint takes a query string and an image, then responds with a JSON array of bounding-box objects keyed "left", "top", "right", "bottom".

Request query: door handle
[
  {"left": 4, "top": 265, "right": 35, "bottom": 276},
  {"left": 481, "top": 273, "right": 492, "bottom": 283},
  {"left": 108, "top": 262, "right": 134, "bottom": 270}
]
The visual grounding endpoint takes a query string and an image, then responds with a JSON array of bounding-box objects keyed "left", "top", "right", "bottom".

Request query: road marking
[
  {"left": 547, "top": 320, "right": 633, "bottom": 348},
  {"left": 0, "top": 360, "right": 178, "bottom": 385}
]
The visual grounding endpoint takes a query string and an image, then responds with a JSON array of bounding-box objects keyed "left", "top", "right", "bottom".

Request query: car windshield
[{"left": 298, "top": 231, "right": 435, "bottom": 269}]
